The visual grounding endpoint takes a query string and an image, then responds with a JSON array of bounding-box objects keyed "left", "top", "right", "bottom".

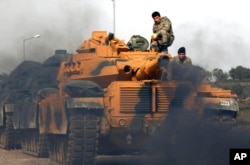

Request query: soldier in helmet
[
  {"left": 150, "top": 11, "right": 175, "bottom": 53},
  {"left": 172, "top": 47, "right": 192, "bottom": 65}
]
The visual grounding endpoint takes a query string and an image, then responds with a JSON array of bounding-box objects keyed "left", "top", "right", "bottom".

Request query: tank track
[
  {"left": 49, "top": 110, "right": 100, "bottom": 165},
  {"left": 0, "top": 113, "right": 15, "bottom": 149},
  {"left": 21, "top": 129, "right": 49, "bottom": 158},
  {"left": 12, "top": 128, "right": 22, "bottom": 149},
  {"left": 67, "top": 113, "right": 100, "bottom": 165}
]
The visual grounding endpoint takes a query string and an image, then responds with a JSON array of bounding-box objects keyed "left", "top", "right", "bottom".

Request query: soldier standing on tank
[{"left": 150, "top": 11, "right": 175, "bottom": 53}]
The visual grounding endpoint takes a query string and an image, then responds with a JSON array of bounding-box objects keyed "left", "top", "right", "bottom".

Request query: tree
[
  {"left": 212, "top": 68, "right": 229, "bottom": 82},
  {"left": 229, "top": 66, "right": 250, "bottom": 80}
]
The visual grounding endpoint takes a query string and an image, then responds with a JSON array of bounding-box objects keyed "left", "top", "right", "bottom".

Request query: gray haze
[
  {"left": 0, "top": 0, "right": 113, "bottom": 73},
  {"left": 1, "top": 0, "right": 250, "bottom": 74}
]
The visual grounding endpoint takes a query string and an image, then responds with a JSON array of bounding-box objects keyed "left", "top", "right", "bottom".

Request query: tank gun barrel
[{"left": 135, "top": 54, "right": 170, "bottom": 80}]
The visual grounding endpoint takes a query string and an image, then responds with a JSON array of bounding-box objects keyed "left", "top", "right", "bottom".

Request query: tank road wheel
[
  {"left": 66, "top": 111, "right": 100, "bottom": 165},
  {"left": 21, "top": 129, "right": 49, "bottom": 157},
  {"left": 0, "top": 113, "right": 15, "bottom": 149}
]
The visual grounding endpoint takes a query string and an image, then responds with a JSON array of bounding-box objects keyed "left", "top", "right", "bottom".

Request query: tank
[
  {"left": 38, "top": 31, "right": 239, "bottom": 164},
  {"left": 167, "top": 62, "right": 239, "bottom": 122},
  {"left": 0, "top": 61, "right": 44, "bottom": 150},
  {"left": 196, "top": 84, "right": 239, "bottom": 121},
  {"left": 0, "top": 50, "right": 70, "bottom": 157}
]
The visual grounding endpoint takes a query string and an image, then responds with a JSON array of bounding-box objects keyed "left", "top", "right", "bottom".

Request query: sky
[{"left": 0, "top": 0, "right": 249, "bottom": 74}]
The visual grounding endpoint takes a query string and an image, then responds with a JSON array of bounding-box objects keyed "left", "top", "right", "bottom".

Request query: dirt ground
[
  {"left": 0, "top": 148, "right": 50, "bottom": 165},
  {"left": 0, "top": 148, "right": 149, "bottom": 165}
]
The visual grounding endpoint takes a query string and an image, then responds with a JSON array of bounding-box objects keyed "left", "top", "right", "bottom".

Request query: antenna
[{"left": 111, "top": 0, "right": 116, "bottom": 34}]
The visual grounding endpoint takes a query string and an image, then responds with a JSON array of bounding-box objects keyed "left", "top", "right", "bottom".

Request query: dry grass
[{"left": 237, "top": 109, "right": 250, "bottom": 125}]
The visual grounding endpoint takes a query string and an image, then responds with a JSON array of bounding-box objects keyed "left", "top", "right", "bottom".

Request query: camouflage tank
[
  {"left": 0, "top": 61, "right": 43, "bottom": 150},
  {"left": 196, "top": 84, "right": 239, "bottom": 122},
  {"left": 38, "top": 31, "right": 239, "bottom": 165},
  {"left": 167, "top": 62, "right": 239, "bottom": 122},
  {"left": 0, "top": 50, "right": 70, "bottom": 157}
]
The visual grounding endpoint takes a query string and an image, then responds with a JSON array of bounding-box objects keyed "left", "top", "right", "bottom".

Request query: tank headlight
[{"left": 118, "top": 119, "right": 126, "bottom": 126}]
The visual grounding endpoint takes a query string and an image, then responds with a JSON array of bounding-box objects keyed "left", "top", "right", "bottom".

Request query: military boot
[{"left": 160, "top": 43, "right": 168, "bottom": 54}]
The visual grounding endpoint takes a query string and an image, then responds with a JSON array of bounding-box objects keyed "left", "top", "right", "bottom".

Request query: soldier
[
  {"left": 172, "top": 47, "right": 192, "bottom": 65},
  {"left": 164, "top": 47, "right": 192, "bottom": 80},
  {"left": 150, "top": 11, "right": 175, "bottom": 53}
]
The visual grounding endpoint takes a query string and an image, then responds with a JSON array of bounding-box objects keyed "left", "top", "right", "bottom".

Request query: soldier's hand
[{"left": 151, "top": 33, "right": 158, "bottom": 41}]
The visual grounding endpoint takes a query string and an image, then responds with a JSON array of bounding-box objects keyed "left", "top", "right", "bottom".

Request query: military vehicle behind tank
[
  {"left": 0, "top": 50, "right": 70, "bottom": 157},
  {"left": 38, "top": 31, "right": 239, "bottom": 165},
  {"left": 168, "top": 62, "right": 239, "bottom": 122},
  {"left": 0, "top": 61, "right": 43, "bottom": 150}
]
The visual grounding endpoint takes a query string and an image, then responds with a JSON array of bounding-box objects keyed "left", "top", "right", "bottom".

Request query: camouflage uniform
[
  {"left": 166, "top": 56, "right": 192, "bottom": 80},
  {"left": 151, "top": 16, "right": 175, "bottom": 52},
  {"left": 172, "top": 56, "right": 192, "bottom": 65}
]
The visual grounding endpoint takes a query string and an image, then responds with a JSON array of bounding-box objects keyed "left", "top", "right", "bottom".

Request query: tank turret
[{"left": 56, "top": 31, "right": 172, "bottom": 89}]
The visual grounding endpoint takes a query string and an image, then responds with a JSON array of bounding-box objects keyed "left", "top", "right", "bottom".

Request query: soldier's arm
[
  {"left": 187, "top": 57, "right": 192, "bottom": 65},
  {"left": 157, "top": 20, "right": 171, "bottom": 35}
]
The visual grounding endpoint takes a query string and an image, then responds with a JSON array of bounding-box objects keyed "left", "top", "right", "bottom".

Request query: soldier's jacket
[
  {"left": 172, "top": 56, "right": 192, "bottom": 65},
  {"left": 167, "top": 56, "right": 192, "bottom": 81},
  {"left": 153, "top": 16, "right": 174, "bottom": 46}
]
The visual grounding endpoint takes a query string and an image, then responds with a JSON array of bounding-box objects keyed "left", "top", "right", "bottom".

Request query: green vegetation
[
  {"left": 229, "top": 66, "right": 250, "bottom": 80},
  {"left": 207, "top": 66, "right": 250, "bottom": 99}
]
